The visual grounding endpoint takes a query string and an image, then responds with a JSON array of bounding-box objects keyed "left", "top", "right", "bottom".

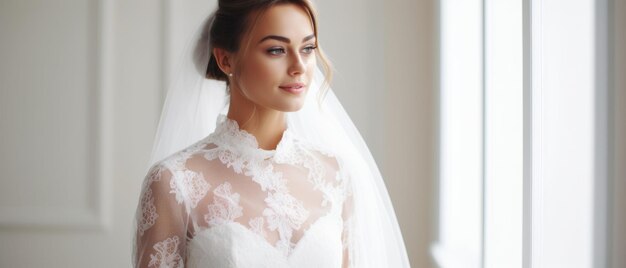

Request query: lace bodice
[{"left": 133, "top": 115, "right": 354, "bottom": 268}]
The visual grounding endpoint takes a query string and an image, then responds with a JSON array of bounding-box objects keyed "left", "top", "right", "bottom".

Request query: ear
[{"left": 213, "top": 47, "right": 234, "bottom": 76}]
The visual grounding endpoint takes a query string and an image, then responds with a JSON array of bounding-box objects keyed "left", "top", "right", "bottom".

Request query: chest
[{"left": 186, "top": 212, "right": 344, "bottom": 268}]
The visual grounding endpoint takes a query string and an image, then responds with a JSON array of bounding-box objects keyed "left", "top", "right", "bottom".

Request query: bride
[{"left": 132, "top": 0, "right": 410, "bottom": 267}]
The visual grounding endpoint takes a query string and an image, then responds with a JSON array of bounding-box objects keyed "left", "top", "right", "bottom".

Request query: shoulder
[
  {"left": 293, "top": 137, "right": 345, "bottom": 171},
  {"left": 150, "top": 135, "right": 216, "bottom": 175},
  {"left": 293, "top": 139, "right": 352, "bottom": 189},
  {"left": 141, "top": 137, "right": 216, "bottom": 204}
]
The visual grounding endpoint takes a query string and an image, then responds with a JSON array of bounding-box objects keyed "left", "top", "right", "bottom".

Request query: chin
[
  {"left": 270, "top": 97, "right": 306, "bottom": 112},
  {"left": 278, "top": 101, "right": 305, "bottom": 112}
]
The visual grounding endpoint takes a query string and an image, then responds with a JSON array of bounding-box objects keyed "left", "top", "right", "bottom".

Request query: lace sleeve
[
  {"left": 341, "top": 172, "right": 355, "bottom": 268},
  {"left": 133, "top": 164, "right": 189, "bottom": 268}
]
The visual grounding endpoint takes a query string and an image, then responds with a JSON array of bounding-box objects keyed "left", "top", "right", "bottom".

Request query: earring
[{"left": 228, "top": 73, "right": 233, "bottom": 77}]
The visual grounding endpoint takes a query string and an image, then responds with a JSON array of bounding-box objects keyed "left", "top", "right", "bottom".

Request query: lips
[{"left": 279, "top": 82, "right": 306, "bottom": 94}]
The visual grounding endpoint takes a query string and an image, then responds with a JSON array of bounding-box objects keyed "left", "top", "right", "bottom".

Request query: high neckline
[{"left": 210, "top": 114, "right": 295, "bottom": 159}]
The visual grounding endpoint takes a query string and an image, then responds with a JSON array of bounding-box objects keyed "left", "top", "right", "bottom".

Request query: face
[{"left": 231, "top": 3, "right": 317, "bottom": 112}]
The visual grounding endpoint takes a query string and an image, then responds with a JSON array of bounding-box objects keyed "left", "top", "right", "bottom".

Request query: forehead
[{"left": 249, "top": 3, "right": 315, "bottom": 42}]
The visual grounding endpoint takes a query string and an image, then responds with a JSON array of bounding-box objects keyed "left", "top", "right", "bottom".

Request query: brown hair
[{"left": 193, "top": 0, "right": 333, "bottom": 100}]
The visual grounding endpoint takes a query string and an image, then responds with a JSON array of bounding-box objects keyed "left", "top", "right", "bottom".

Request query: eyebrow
[{"left": 258, "top": 34, "right": 316, "bottom": 44}]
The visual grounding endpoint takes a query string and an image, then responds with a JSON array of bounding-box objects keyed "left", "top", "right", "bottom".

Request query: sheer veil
[{"left": 143, "top": 8, "right": 411, "bottom": 268}]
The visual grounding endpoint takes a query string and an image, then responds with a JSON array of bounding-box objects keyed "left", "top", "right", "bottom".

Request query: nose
[{"left": 288, "top": 52, "right": 306, "bottom": 76}]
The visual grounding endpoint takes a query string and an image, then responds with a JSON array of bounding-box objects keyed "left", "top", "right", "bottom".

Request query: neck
[{"left": 226, "top": 89, "right": 286, "bottom": 151}]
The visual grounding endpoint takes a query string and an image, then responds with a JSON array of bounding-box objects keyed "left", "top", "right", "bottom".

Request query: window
[{"left": 433, "top": 0, "right": 611, "bottom": 267}]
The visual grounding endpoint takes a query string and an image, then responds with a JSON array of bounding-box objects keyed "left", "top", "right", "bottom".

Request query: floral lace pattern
[
  {"left": 248, "top": 216, "right": 267, "bottom": 238},
  {"left": 138, "top": 187, "right": 158, "bottom": 236},
  {"left": 168, "top": 169, "right": 210, "bottom": 209},
  {"left": 201, "top": 116, "right": 323, "bottom": 256},
  {"left": 205, "top": 182, "right": 243, "bottom": 226},
  {"left": 148, "top": 236, "right": 184, "bottom": 268},
  {"left": 136, "top": 165, "right": 165, "bottom": 238},
  {"left": 134, "top": 114, "right": 351, "bottom": 266}
]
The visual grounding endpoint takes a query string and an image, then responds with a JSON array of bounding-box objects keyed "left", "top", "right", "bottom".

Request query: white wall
[
  {"left": 382, "top": 1, "right": 438, "bottom": 267},
  {"left": 314, "top": 1, "right": 439, "bottom": 267},
  {"left": 0, "top": 0, "right": 163, "bottom": 267}
]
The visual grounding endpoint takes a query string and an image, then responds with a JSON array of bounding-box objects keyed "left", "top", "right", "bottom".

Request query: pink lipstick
[{"left": 279, "top": 83, "right": 306, "bottom": 94}]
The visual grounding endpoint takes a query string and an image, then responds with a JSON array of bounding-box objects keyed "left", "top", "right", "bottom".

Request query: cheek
[
  {"left": 305, "top": 57, "right": 316, "bottom": 79},
  {"left": 242, "top": 56, "right": 283, "bottom": 87}
]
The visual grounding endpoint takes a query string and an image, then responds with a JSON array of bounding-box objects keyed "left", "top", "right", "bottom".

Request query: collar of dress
[{"left": 208, "top": 114, "right": 297, "bottom": 162}]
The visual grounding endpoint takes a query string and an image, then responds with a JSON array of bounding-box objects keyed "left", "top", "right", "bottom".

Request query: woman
[{"left": 132, "top": 0, "right": 410, "bottom": 267}]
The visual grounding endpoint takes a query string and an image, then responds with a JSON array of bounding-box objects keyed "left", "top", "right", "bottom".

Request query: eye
[
  {"left": 302, "top": 45, "right": 317, "bottom": 54},
  {"left": 267, "top": 47, "right": 285, "bottom": 55}
]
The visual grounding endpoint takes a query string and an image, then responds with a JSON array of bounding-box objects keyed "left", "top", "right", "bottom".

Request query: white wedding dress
[{"left": 133, "top": 114, "right": 353, "bottom": 268}]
